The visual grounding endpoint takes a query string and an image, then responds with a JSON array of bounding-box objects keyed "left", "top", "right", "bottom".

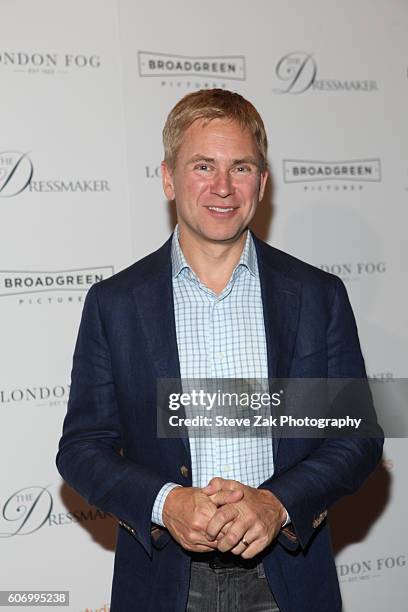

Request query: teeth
[{"left": 208, "top": 207, "right": 234, "bottom": 212}]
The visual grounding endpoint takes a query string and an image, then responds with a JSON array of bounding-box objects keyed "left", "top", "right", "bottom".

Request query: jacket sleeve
[
  {"left": 56, "top": 284, "right": 168, "bottom": 557},
  {"left": 259, "top": 276, "right": 384, "bottom": 551}
]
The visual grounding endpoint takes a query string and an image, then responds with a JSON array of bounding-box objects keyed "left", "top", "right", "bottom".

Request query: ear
[
  {"left": 258, "top": 170, "right": 269, "bottom": 202},
  {"left": 161, "top": 161, "right": 175, "bottom": 201}
]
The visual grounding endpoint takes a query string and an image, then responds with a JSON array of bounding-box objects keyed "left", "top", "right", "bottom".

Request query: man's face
[{"left": 161, "top": 118, "right": 268, "bottom": 246}]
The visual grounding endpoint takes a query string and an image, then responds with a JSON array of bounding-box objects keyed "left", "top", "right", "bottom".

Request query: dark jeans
[{"left": 186, "top": 559, "right": 280, "bottom": 612}]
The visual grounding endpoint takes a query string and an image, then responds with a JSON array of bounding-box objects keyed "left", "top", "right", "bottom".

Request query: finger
[
  {"left": 230, "top": 540, "right": 249, "bottom": 556},
  {"left": 208, "top": 489, "right": 243, "bottom": 506},
  {"left": 184, "top": 542, "right": 219, "bottom": 553},
  {"left": 216, "top": 520, "right": 234, "bottom": 541},
  {"left": 216, "top": 520, "right": 247, "bottom": 553},
  {"left": 181, "top": 528, "right": 220, "bottom": 550},
  {"left": 241, "top": 539, "right": 265, "bottom": 559},
  {"left": 201, "top": 477, "right": 231, "bottom": 494},
  {"left": 206, "top": 504, "right": 239, "bottom": 540},
  {"left": 240, "top": 529, "right": 276, "bottom": 559},
  {"left": 230, "top": 528, "right": 257, "bottom": 555}
]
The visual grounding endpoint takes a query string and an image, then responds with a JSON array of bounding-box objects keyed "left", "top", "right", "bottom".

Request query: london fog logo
[
  {"left": 0, "top": 51, "right": 101, "bottom": 76},
  {"left": 337, "top": 555, "right": 406, "bottom": 583},
  {"left": 138, "top": 51, "right": 246, "bottom": 90},
  {"left": 283, "top": 159, "right": 381, "bottom": 192},
  {"left": 273, "top": 52, "right": 378, "bottom": 94},
  {"left": 144, "top": 164, "right": 161, "bottom": 180},
  {"left": 0, "top": 266, "right": 114, "bottom": 305},
  {"left": 0, "top": 151, "right": 110, "bottom": 198},
  {"left": 319, "top": 261, "right": 387, "bottom": 283},
  {"left": 0, "top": 384, "right": 71, "bottom": 408},
  {"left": 0, "top": 486, "right": 111, "bottom": 537}
]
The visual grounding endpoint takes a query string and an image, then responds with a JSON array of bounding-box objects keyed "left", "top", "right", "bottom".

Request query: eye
[
  {"left": 194, "top": 163, "right": 211, "bottom": 171},
  {"left": 234, "top": 165, "right": 252, "bottom": 173}
]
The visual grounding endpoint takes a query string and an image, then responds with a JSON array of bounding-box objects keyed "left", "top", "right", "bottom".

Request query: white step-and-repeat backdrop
[{"left": 1, "top": 0, "right": 407, "bottom": 610}]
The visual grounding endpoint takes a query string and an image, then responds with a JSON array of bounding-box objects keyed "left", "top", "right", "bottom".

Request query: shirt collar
[
  {"left": 171, "top": 225, "right": 189, "bottom": 278},
  {"left": 171, "top": 225, "right": 258, "bottom": 279}
]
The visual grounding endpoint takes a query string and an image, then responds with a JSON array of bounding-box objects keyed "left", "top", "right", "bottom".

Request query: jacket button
[{"left": 180, "top": 465, "right": 189, "bottom": 478}]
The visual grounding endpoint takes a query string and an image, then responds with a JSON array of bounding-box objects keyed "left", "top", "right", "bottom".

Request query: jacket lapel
[
  {"left": 254, "top": 237, "right": 301, "bottom": 463},
  {"left": 132, "top": 238, "right": 190, "bottom": 455},
  {"left": 133, "top": 272, "right": 180, "bottom": 379}
]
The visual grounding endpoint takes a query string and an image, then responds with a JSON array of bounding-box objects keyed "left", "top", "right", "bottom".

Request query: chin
[{"left": 202, "top": 229, "right": 243, "bottom": 243}]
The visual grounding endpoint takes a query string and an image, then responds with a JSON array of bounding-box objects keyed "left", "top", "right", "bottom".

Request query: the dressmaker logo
[
  {"left": 283, "top": 159, "right": 381, "bottom": 192},
  {"left": 0, "top": 486, "right": 112, "bottom": 537},
  {"left": 0, "top": 151, "right": 33, "bottom": 197},
  {"left": 138, "top": 51, "right": 246, "bottom": 90},
  {"left": 0, "top": 151, "right": 111, "bottom": 198},
  {"left": 337, "top": 555, "right": 406, "bottom": 583},
  {"left": 0, "top": 50, "right": 101, "bottom": 76},
  {"left": 0, "top": 267, "right": 114, "bottom": 305},
  {"left": 318, "top": 261, "right": 387, "bottom": 283},
  {"left": 273, "top": 52, "right": 378, "bottom": 94}
]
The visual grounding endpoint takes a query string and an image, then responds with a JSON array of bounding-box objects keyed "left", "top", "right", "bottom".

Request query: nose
[{"left": 210, "top": 170, "right": 234, "bottom": 198}]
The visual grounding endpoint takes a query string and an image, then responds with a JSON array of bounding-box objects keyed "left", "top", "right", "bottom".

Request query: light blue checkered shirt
[{"left": 151, "top": 227, "right": 274, "bottom": 526}]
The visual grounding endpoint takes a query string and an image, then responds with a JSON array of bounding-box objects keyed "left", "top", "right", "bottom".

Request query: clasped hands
[{"left": 162, "top": 477, "right": 287, "bottom": 559}]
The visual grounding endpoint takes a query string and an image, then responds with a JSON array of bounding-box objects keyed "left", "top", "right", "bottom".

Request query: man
[{"left": 56, "top": 89, "right": 383, "bottom": 611}]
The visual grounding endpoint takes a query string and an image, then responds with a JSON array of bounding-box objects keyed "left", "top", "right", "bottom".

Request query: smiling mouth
[{"left": 207, "top": 206, "right": 236, "bottom": 213}]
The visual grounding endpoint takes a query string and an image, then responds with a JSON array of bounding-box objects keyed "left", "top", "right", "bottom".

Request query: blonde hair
[{"left": 163, "top": 89, "right": 268, "bottom": 171}]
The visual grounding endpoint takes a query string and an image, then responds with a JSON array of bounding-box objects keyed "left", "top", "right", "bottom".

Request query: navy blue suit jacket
[{"left": 56, "top": 234, "right": 383, "bottom": 612}]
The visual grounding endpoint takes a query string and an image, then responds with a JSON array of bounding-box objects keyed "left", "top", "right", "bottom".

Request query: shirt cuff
[{"left": 151, "top": 482, "right": 182, "bottom": 527}]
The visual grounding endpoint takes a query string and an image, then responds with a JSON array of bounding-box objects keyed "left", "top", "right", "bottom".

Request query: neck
[{"left": 178, "top": 226, "right": 248, "bottom": 294}]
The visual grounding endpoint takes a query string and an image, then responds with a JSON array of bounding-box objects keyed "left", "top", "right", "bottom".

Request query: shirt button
[
  {"left": 222, "top": 465, "right": 232, "bottom": 473},
  {"left": 217, "top": 352, "right": 225, "bottom": 360}
]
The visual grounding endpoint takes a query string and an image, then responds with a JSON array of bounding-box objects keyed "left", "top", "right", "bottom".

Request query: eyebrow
[
  {"left": 232, "top": 156, "right": 260, "bottom": 166},
  {"left": 186, "top": 154, "right": 260, "bottom": 166},
  {"left": 186, "top": 155, "right": 215, "bottom": 164}
]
